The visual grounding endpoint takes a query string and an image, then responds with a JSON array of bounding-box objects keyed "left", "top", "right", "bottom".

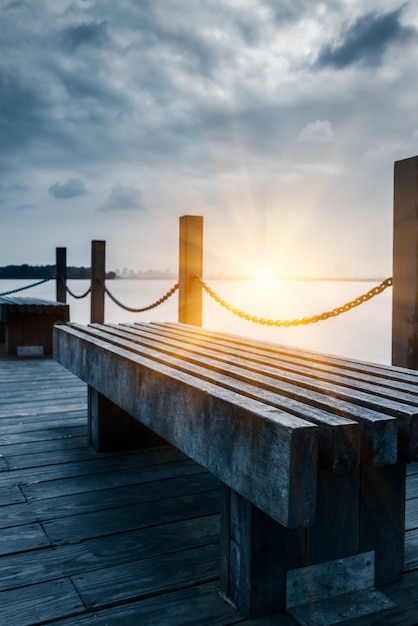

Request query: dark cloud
[
  {"left": 49, "top": 179, "right": 89, "bottom": 199},
  {"left": 59, "top": 22, "right": 110, "bottom": 52},
  {"left": 98, "top": 184, "right": 146, "bottom": 212},
  {"left": 55, "top": 66, "right": 122, "bottom": 104},
  {"left": 316, "top": 7, "right": 416, "bottom": 68},
  {"left": 262, "top": 0, "right": 311, "bottom": 24},
  {"left": 0, "top": 71, "right": 48, "bottom": 147}
]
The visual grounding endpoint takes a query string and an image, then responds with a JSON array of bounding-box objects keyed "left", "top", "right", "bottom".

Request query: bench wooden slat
[
  {"left": 142, "top": 323, "right": 418, "bottom": 461},
  {"left": 158, "top": 322, "right": 418, "bottom": 386},
  {"left": 99, "top": 322, "right": 396, "bottom": 467},
  {"left": 149, "top": 322, "right": 418, "bottom": 400},
  {"left": 0, "top": 296, "right": 68, "bottom": 316},
  {"left": 54, "top": 324, "right": 318, "bottom": 529},
  {"left": 85, "top": 323, "right": 360, "bottom": 473}
]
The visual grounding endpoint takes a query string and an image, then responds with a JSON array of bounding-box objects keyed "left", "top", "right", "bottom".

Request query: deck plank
[
  {"left": 72, "top": 543, "right": 220, "bottom": 609},
  {"left": 42, "top": 489, "right": 221, "bottom": 544},
  {"left": 0, "top": 578, "right": 85, "bottom": 626},
  {"left": 0, "top": 522, "right": 50, "bottom": 555},
  {"left": 0, "top": 517, "right": 220, "bottom": 593},
  {"left": 0, "top": 449, "right": 194, "bottom": 489},
  {"left": 0, "top": 473, "right": 220, "bottom": 528}
]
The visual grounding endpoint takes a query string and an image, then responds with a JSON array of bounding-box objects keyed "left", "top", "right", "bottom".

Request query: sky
[{"left": 1, "top": 0, "right": 418, "bottom": 278}]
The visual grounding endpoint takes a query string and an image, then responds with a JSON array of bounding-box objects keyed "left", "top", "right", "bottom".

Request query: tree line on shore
[{"left": 0, "top": 265, "right": 116, "bottom": 279}]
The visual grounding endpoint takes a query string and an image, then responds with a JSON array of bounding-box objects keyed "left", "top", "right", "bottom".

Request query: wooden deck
[{"left": 1, "top": 355, "right": 418, "bottom": 626}]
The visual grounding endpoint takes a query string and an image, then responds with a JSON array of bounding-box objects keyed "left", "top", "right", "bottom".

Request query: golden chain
[
  {"left": 194, "top": 276, "right": 393, "bottom": 327},
  {"left": 104, "top": 283, "right": 179, "bottom": 313}
]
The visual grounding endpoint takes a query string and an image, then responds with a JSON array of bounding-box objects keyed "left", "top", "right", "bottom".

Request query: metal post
[
  {"left": 90, "top": 240, "right": 106, "bottom": 324},
  {"left": 56, "top": 247, "right": 67, "bottom": 303},
  {"left": 178, "top": 215, "right": 203, "bottom": 326},
  {"left": 392, "top": 155, "right": 418, "bottom": 369}
]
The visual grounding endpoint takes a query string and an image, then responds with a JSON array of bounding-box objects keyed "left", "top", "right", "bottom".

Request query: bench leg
[
  {"left": 305, "top": 465, "right": 360, "bottom": 564},
  {"left": 220, "top": 463, "right": 404, "bottom": 619},
  {"left": 220, "top": 468, "right": 360, "bottom": 618},
  {"left": 359, "top": 461, "right": 406, "bottom": 586},
  {"left": 5, "top": 316, "right": 24, "bottom": 355},
  {"left": 88, "top": 386, "right": 166, "bottom": 452},
  {"left": 220, "top": 485, "right": 305, "bottom": 616}
]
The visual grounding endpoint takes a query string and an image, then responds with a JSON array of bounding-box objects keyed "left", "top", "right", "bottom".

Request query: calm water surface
[{"left": 0, "top": 279, "right": 392, "bottom": 365}]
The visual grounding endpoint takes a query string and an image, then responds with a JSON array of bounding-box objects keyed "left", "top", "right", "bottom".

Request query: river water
[{"left": 0, "top": 278, "right": 392, "bottom": 365}]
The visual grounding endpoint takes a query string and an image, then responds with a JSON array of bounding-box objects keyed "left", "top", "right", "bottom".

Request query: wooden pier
[{"left": 2, "top": 354, "right": 418, "bottom": 625}]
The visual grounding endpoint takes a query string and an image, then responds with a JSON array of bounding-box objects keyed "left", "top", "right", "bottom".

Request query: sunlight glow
[{"left": 256, "top": 266, "right": 276, "bottom": 287}]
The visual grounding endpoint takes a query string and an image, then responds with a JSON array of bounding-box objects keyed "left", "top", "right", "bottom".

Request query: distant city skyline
[{"left": 0, "top": 261, "right": 388, "bottom": 282}]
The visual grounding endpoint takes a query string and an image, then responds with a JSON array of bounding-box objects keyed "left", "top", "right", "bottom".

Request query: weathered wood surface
[
  {"left": 2, "top": 357, "right": 418, "bottom": 623},
  {"left": 0, "top": 296, "right": 70, "bottom": 355},
  {"left": 148, "top": 322, "right": 418, "bottom": 460},
  {"left": 96, "top": 323, "right": 360, "bottom": 472},
  {"left": 56, "top": 246, "right": 67, "bottom": 303},
  {"left": 54, "top": 323, "right": 318, "bottom": 529},
  {"left": 1, "top": 356, "right": 291, "bottom": 626},
  {"left": 53, "top": 321, "right": 418, "bottom": 617},
  {"left": 90, "top": 240, "right": 105, "bottom": 324},
  {"left": 0, "top": 296, "right": 70, "bottom": 316},
  {"left": 178, "top": 214, "right": 203, "bottom": 326},
  {"left": 392, "top": 155, "right": 418, "bottom": 369}
]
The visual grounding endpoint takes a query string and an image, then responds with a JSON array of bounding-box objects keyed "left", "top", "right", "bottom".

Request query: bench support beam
[
  {"left": 88, "top": 387, "right": 166, "bottom": 451},
  {"left": 220, "top": 486, "right": 305, "bottom": 616}
]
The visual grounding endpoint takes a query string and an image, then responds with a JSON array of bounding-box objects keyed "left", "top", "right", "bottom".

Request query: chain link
[
  {"left": 65, "top": 283, "right": 92, "bottom": 299},
  {"left": 0, "top": 277, "right": 54, "bottom": 297},
  {"left": 195, "top": 276, "right": 393, "bottom": 327},
  {"left": 104, "top": 283, "right": 179, "bottom": 313}
]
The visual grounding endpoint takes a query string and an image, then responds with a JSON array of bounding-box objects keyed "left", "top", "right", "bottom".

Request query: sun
[{"left": 256, "top": 266, "right": 276, "bottom": 287}]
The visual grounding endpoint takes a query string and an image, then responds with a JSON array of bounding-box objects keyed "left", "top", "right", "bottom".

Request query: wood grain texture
[
  {"left": 72, "top": 543, "right": 220, "bottom": 608},
  {"left": 0, "top": 578, "right": 84, "bottom": 626},
  {"left": 1, "top": 356, "right": 418, "bottom": 624},
  {"left": 54, "top": 323, "right": 318, "bottom": 528}
]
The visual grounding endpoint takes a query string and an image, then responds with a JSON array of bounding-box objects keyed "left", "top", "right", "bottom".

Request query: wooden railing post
[
  {"left": 90, "top": 240, "right": 106, "bottom": 324},
  {"left": 392, "top": 155, "right": 418, "bottom": 369},
  {"left": 56, "top": 247, "right": 67, "bottom": 303},
  {"left": 178, "top": 215, "right": 203, "bottom": 326}
]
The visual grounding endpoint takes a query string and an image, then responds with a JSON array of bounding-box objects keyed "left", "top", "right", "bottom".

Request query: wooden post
[
  {"left": 178, "top": 215, "right": 203, "bottom": 326},
  {"left": 90, "top": 240, "right": 105, "bottom": 324},
  {"left": 56, "top": 247, "right": 67, "bottom": 304},
  {"left": 392, "top": 155, "right": 418, "bottom": 368}
]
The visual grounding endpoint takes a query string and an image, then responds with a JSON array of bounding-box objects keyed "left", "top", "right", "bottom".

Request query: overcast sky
[{"left": 1, "top": 0, "right": 417, "bottom": 277}]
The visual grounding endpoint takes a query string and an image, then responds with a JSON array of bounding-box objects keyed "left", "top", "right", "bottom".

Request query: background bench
[
  {"left": 0, "top": 296, "right": 69, "bottom": 356},
  {"left": 54, "top": 321, "right": 418, "bottom": 619}
]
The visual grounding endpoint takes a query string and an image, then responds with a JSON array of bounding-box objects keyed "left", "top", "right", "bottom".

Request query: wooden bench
[
  {"left": 53, "top": 321, "right": 418, "bottom": 620},
  {"left": 0, "top": 296, "right": 69, "bottom": 356}
]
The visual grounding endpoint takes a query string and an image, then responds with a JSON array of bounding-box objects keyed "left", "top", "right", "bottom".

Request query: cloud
[
  {"left": 49, "top": 178, "right": 89, "bottom": 199},
  {"left": 0, "top": 70, "right": 48, "bottom": 149},
  {"left": 98, "top": 184, "right": 146, "bottom": 212},
  {"left": 0, "top": 0, "right": 416, "bottom": 280},
  {"left": 316, "top": 7, "right": 416, "bottom": 68},
  {"left": 13, "top": 203, "right": 37, "bottom": 211},
  {"left": 297, "top": 120, "right": 334, "bottom": 144},
  {"left": 59, "top": 22, "right": 110, "bottom": 52}
]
